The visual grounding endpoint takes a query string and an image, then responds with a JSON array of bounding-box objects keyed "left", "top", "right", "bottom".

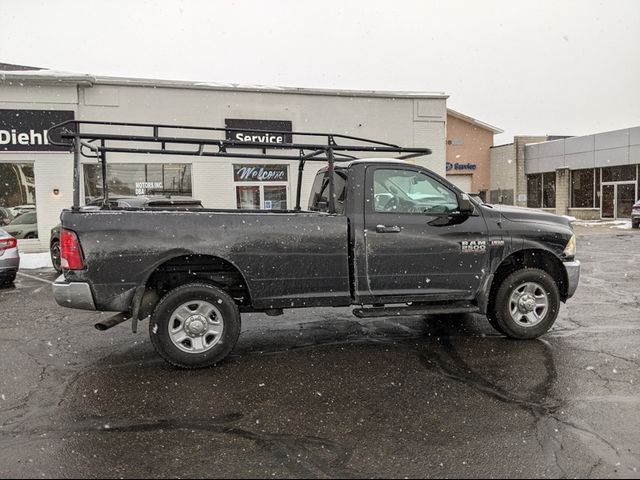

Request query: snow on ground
[
  {"left": 572, "top": 219, "right": 632, "bottom": 230},
  {"left": 19, "top": 252, "right": 53, "bottom": 270}
]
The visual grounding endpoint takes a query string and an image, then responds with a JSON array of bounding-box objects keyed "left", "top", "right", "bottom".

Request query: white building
[{"left": 0, "top": 64, "right": 448, "bottom": 252}]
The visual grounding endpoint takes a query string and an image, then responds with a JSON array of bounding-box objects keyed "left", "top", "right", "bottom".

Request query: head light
[{"left": 563, "top": 234, "right": 576, "bottom": 258}]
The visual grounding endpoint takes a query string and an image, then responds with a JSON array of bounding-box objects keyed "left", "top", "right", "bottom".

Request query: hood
[{"left": 488, "top": 204, "right": 572, "bottom": 228}]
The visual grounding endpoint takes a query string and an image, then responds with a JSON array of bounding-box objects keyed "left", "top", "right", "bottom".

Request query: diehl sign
[
  {"left": 234, "top": 164, "right": 288, "bottom": 182},
  {"left": 0, "top": 109, "right": 75, "bottom": 152},
  {"left": 226, "top": 119, "right": 293, "bottom": 145}
]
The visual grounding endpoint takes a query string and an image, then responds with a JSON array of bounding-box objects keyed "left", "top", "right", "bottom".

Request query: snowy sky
[{"left": 1, "top": 0, "right": 639, "bottom": 144}]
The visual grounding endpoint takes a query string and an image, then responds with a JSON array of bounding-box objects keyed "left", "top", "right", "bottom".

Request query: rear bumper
[
  {"left": 563, "top": 260, "right": 581, "bottom": 299},
  {"left": 52, "top": 275, "right": 96, "bottom": 310},
  {"left": 0, "top": 254, "right": 20, "bottom": 273}
]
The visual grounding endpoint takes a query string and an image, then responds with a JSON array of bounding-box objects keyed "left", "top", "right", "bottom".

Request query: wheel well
[
  {"left": 139, "top": 255, "right": 251, "bottom": 319},
  {"left": 488, "top": 249, "right": 568, "bottom": 314}
]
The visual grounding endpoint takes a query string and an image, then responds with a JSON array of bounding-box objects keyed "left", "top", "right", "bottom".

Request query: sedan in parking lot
[
  {"left": 4, "top": 211, "right": 38, "bottom": 239},
  {"left": 0, "top": 229, "right": 20, "bottom": 285}
]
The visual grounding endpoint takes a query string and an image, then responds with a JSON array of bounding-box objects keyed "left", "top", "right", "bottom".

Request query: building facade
[
  {"left": 445, "top": 109, "right": 502, "bottom": 199},
  {"left": 0, "top": 66, "right": 448, "bottom": 251},
  {"left": 490, "top": 136, "right": 549, "bottom": 206},
  {"left": 525, "top": 126, "right": 640, "bottom": 219}
]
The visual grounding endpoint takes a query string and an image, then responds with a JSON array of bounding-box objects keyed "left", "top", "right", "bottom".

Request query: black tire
[
  {"left": 149, "top": 283, "right": 241, "bottom": 369},
  {"left": 0, "top": 272, "right": 16, "bottom": 286},
  {"left": 487, "top": 314, "right": 506, "bottom": 335},
  {"left": 632, "top": 220, "right": 639, "bottom": 229},
  {"left": 50, "top": 240, "right": 62, "bottom": 273},
  {"left": 489, "top": 268, "right": 560, "bottom": 339}
]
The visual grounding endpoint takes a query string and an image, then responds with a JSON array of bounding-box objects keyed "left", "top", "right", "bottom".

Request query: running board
[{"left": 352, "top": 303, "right": 479, "bottom": 319}]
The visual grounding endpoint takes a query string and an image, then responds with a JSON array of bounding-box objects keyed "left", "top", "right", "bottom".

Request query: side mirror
[{"left": 458, "top": 194, "right": 474, "bottom": 215}]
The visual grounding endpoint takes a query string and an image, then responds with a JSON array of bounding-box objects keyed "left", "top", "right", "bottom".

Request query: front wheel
[
  {"left": 149, "top": 283, "right": 241, "bottom": 369},
  {"left": 489, "top": 268, "right": 560, "bottom": 339}
]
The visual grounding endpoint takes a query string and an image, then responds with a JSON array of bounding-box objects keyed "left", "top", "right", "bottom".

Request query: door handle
[{"left": 376, "top": 224, "right": 401, "bottom": 233}]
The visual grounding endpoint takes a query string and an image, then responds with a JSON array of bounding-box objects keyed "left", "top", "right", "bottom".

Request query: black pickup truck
[{"left": 50, "top": 121, "right": 580, "bottom": 369}]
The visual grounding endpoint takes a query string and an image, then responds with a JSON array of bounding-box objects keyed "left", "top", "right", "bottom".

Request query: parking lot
[{"left": 1, "top": 230, "right": 639, "bottom": 478}]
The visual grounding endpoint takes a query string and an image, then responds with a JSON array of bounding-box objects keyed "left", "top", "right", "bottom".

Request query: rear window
[{"left": 308, "top": 171, "right": 347, "bottom": 214}]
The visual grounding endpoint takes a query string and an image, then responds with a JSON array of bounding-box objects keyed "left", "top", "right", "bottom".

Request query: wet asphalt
[{"left": 0, "top": 231, "right": 639, "bottom": 478}]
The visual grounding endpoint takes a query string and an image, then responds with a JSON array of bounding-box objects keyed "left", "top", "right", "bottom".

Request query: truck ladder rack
[{"left": 47, "top": 120, "right": 432, "bottom": 213}]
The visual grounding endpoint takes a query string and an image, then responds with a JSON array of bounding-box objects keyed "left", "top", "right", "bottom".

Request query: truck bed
[{"left": 61, "top": 209, "right": 351, "bottom": 312}]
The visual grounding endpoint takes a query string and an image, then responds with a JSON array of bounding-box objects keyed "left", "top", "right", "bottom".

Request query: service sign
[
  {"left": 446, "top": 162, "right": 477, "bottom": 172},
  {"left": 0, "top": 109, "right": 75, "bottom": 152},
  {"left": 225, "top": 119, "right": 293, "bottom": 145},
  {"left": 234, "top": 164, "right": 288, "bottom": 182}
]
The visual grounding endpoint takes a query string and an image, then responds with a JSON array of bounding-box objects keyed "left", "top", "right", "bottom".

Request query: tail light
[
  {"left": 0, "top": 236, "right": 17, "bottom": 251},
  {"left": 60, "top": 229, "right": 85, "bottom": 270}
]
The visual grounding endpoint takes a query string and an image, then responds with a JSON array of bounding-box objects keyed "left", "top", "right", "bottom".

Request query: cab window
[
  {"left": 373, "top": 169, "right": 459, "bottom": 214},
  {"left": 308, "top": 171, "right": 347, "bottom": 214}
]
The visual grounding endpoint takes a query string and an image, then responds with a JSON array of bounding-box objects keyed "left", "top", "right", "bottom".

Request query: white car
[{"left": 0, "top": 229, "right": 20, "bottom": 285}]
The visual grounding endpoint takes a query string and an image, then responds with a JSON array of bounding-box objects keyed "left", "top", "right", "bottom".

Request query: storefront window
[
  {"left": 0, "top": 162, "right": 38, "bottom": 239},
  {"left": 571, "top": 169, "right": 595, "bottom": 208},
  {"left": 84, "top": 163, "right": 192, "bottom": 203},
  {"left": 542, "top": 173, "right": 556, "bottom": 208},
  {"left": 527, "top": 172, "right": 557, "bottom": 208},
  {"left": 601, "top": 165, "right": 636, "bottom": 183},
  {"left": 527, "top": 174, "right": 542, "bottom": 208}
]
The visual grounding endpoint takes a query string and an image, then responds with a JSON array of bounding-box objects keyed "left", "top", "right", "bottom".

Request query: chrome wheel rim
[
  {"left": 168, "top": 300, "right": 224, "bottom": 353},
  {"left": 508, "top": 282, "right": 549, "bottom": 327}
]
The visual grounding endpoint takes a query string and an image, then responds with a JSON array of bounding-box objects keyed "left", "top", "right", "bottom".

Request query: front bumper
[
  {"left": 52, "top": 275, "right": 96, "bottom": 310},
  {"left": 563, "top": 260, "right": 581, "bottom": 299}
]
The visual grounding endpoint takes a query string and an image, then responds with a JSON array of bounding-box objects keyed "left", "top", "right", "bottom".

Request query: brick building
[{"left": 445, "top": 109, "right": 502, "bottom": 199}]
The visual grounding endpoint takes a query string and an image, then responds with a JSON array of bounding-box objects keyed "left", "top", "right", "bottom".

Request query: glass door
[
  {"left": 616, "top": 183, "right": 636, "bottom": 218},
  {"left": 236, "top": 186, "right": 261, "bottom": 209},
  {"left": 601, "top": 184, "right": 615, "bottom": 219},
  {"left": 601, "top": 182, "right": 638, "bottom": 219},
  {"left": 235, "top": 184, "right": 288, "bottom": 210}
]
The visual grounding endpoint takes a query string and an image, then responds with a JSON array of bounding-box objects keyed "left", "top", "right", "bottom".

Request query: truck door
[{"left": 363, "top": 166, "right": 489, "bottom": 302}]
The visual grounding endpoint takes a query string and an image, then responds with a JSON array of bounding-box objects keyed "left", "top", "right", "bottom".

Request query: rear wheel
[
  {"left": 149, "top": 283, "right": 241, "bottom": 369},
  {"left": 488, "top": 268, "right": 560, "bottom": 339},
  {"left": 50, "top": 240, "right": 62, "bottom": 273}
]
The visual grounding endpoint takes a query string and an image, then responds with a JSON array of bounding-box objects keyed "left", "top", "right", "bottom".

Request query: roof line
[
  {"left": 447, "top": 108, "right": 503, "bottom": 134},
  {"left": 0, "top": 68, "right": 448, "bottom": 99}
]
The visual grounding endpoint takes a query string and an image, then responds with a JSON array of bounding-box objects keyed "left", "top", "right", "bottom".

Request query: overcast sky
[{"left": 1, "top": 0, "right": 639, "bottom": 143}]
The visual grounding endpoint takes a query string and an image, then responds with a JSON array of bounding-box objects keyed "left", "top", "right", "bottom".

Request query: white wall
[{"left": 1, "top": 81, "right": 447, "bottom": 250}]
